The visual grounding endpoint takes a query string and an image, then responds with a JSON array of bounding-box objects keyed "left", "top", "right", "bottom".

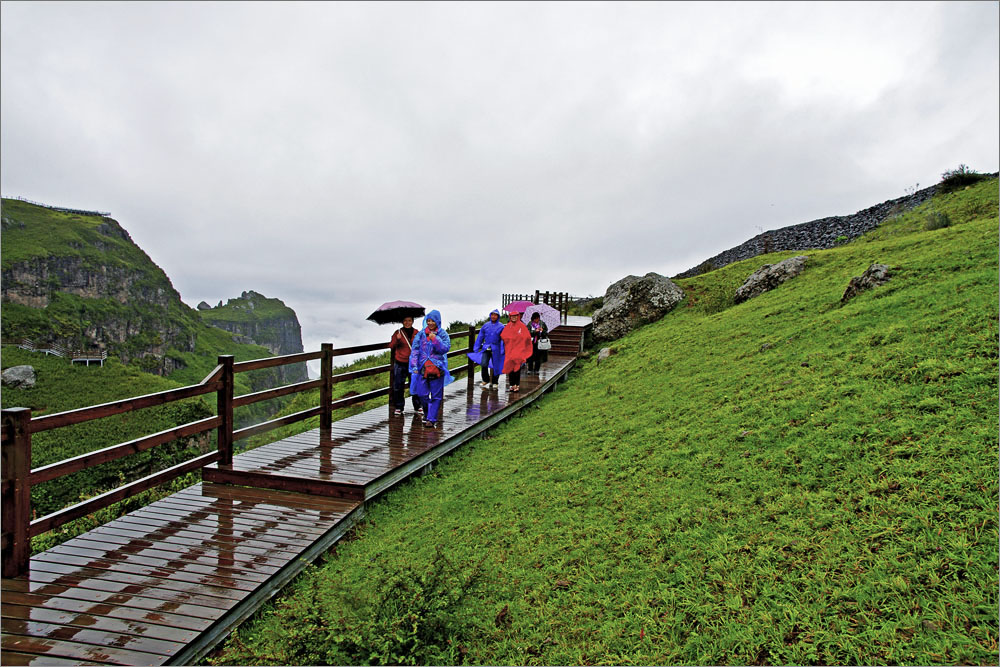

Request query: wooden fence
[
  {"left": 6, "top": 338, "right": 108, "bottom": 366},
  {"left": 1, "top": 326, "right": 482, "bottom": 577},
  {"left": 501, "top": 291, "right": 572, "bottom": 319}
]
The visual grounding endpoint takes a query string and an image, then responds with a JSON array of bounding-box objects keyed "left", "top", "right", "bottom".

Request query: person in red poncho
[{"left": 500, "top": 311, "right": 532, "bottom": 392}]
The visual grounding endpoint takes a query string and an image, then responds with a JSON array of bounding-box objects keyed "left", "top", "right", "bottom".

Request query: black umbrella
[{"left": 366, "top": 300, "right": 425, "bottom": 325}]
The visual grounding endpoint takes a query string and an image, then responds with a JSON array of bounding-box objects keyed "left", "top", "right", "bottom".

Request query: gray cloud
[{"left": 3, "top": 1, "right": 997, "bottom": 353}]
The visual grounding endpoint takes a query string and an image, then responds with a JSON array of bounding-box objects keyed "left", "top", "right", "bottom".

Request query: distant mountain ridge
[
  {"left": 0, "top": 198, "right": 302, "bottom": 382},
  {"left": 198, "top": 290, "right": 307, "bottom": 383}
]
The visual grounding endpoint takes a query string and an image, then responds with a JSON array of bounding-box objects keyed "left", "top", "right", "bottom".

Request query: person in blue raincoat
[
  {"left": 467, "top": 309, "right": 505, "bottom": 389},
  {"left": 409, "top": 310, "right": 452, "bottom": 428}
]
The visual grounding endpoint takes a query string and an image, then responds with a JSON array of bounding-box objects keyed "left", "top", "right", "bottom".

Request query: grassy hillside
[
  {"left": 1, "top": 199, "right": 136, "bottom": 268},
  {"left": 0, "top": 348, "right": 211, "bottom": 516},
  {"left": 211, "top": 179, "right": 998, "bottom": 666}
]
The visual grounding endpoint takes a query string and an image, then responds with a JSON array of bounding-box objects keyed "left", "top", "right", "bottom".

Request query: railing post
[
  {"left": 321, "top": 343, "right": 333, "bottom": 436},
  {"left": 2, "top": 407, "right": 32, "bottom": 577},
  {"left": 534, "top": 289, "right": 540, "bottom": 305},
  {"left": 217, "top": 356, "right": 234, "bottom": 466},
  {"left": 467, "top": 325, "right": 475, "bottom": 389}
]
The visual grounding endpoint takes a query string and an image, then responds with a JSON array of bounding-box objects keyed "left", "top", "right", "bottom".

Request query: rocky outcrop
[
  {"left": 4, "top": 256, "right": 177, "bottom": 309},
  {"left": 675, "top": 184, "right": 940, "bottom": 279},
  {"left": 199, "top": 291, "right": 307, "bottom": 383},
  {"left": 593, "top": 272, "right": 685, "bottom": 342},
  {"left": 841, "top": 264, "right": 891, "bottom": 304},
  {"left": 1, "top": 202, "right": 198, "bottom": 374},
  {"left": 2, "top": 365, "right": 36, "bottom": 389},
  {"left": 734, "top": 256, "right": 808, "bottom": 304}
]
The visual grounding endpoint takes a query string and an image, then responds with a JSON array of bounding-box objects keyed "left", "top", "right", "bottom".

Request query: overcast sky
[{"left": 3, "top": 1, "right": 998, "bottom": 360}]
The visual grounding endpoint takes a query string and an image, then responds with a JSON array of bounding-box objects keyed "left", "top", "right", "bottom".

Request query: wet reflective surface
[
  {"left": 2, "top": 484, "right": 359, "bottom": 665},
  {"left": 2, "top": 355, "right": 576, "bottom": 664},
  {"left": 205, "top": 356, "right": 575, "bottom": 499}
]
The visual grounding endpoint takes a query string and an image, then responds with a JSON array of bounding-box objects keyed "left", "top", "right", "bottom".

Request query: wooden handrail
[
  {"left": 29, "top": 451, "right": 221, "bottom": 538},
  {"left": 329, "top": 386, "right": 391, "bottom": 411},
  {"left": 233, "top": 350, "right": 322, "bottom": 373},
  {"left": 29, "top": 380, "right": 221, "bottom": 434},
  {"left": 0, "top": 312, "right": 534, "bottom": 576},
  {"left": 332, "top": 342, "right": 388, "bottom": 356},
  {"left": 334, "top": 364, "right": 391, "bottom": 383},
  {"left": 233, "top": 378, "right": 324, "bottom": 408},
  {"left": 233, "top": 405, "right": 324, "bottom": 441},
  {"left": 30, "top": 416, "right": 222, "bottom": 485}
]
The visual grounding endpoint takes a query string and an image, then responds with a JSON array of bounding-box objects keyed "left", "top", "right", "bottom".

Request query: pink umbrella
[
  {"left": 367, "top": 300, "right": 425, "bottom": 324},
  {"left": 524, "top": 303, "right": 561, "bottom": 332},
  {"left": 504, "top": 300, "right": 534, "bottom": 314}
]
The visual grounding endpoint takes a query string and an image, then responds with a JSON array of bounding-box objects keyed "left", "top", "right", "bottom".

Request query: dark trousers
[
  {"left": 480, "top": 348, "right": 496, "bottom": 383},
  {"left": 528, "top": 340, "right": 548, "bottom": 371},
  {"left": 391, "top": 360, "right": 420, "bottom": 410},
  {"left": 508, "top": 369, "right": 521, "bottom": 386}
]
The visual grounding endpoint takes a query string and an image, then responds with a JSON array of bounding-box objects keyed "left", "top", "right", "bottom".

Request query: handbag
[
  {"left": 423, "top": 359, "right": 441, "bottom": 379},
  {"left": 537, "top": 337, "right": 552, "bottom": 351}
]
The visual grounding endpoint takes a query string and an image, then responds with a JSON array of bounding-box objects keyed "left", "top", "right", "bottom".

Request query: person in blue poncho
[
  {"left": 467, "top": 309, "right": 505, "bottom": 389},
  {"left": 409, "top": 310, "right": 452, "bottom": 428}
]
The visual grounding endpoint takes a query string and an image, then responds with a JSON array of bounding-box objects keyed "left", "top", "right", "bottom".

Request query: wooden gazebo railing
[
  {"left": 0, "top": 326, "right": 484, "bottom": 578},
  {"left": 501, "top": 290, "right": 572, "bottom": 320}
]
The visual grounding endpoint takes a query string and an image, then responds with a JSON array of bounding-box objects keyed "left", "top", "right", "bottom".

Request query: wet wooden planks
[
  {"left": 1, "top": 483, "right": 361, "bottom": 665},
  {"left": 204, "top": 355, "right": 577, "bottom": 500},
  {"left": 1, "top": 354, "right": 577, "bottom": 665}
]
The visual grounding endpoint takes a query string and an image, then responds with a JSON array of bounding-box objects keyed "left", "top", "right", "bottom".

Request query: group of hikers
[{"left": 388, "top": 308, "right": 550, "bottom": 428}]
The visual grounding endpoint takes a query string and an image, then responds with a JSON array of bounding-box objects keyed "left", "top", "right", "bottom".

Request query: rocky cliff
[
  {"left": 1, "top": 198, "right": 199, "bottom": 374},
  {"left": 198, "top": 291, "right": 307, "bottom": 383}
]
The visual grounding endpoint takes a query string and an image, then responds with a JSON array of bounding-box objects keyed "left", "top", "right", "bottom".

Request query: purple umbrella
[
  {"left": 524, "top": 303, "right": 561, "bottom": 332},
  {"left": 504, "top": 300, "right": 534, "bottom": 314},
  {"left": 367, "top": 300, "right": 425, "bottom": 325}
]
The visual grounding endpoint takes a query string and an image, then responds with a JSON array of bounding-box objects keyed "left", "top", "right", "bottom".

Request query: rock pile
[{"left": 675, "top": 183, "right": 939, "bottom": 279}]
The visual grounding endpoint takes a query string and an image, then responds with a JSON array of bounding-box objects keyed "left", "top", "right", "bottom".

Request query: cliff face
[
  {"left": 1, "top": 199, "right": 199, "bottom": 374},
  {"left": 198, "top": 291, "right": 307, "bottom": 383}
]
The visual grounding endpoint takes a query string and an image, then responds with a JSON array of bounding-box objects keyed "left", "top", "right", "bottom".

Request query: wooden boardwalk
[{"left": 1, "top": 353, "right": 579, "bottom": 665}]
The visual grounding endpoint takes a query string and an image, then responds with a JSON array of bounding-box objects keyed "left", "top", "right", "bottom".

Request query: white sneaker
[{"left": 481, "top": 381, "right": 490, "bottom": 388}]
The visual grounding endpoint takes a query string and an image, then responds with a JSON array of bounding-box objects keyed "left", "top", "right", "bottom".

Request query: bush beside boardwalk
[{"left": 216, "top": 179, "right": 994, "bottom": 665}]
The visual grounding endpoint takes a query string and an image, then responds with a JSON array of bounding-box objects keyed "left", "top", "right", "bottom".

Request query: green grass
[
  {"left": 1, "top": 199, "right": 124, "bottom": 267},
  {"left": 0, "top": 347, "right": 212, "bottom": 523},
  {"left": 210, "top": 179, "right": 998, "bottom": 666}
]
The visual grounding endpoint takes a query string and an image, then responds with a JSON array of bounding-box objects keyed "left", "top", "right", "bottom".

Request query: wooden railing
[
  {"left": 7, "top": 338, "right": 107, "bottom": 364},
  {"left": 1, "top": 326, "right": 480, "bottom": 577},
  {"left": 501, "top": 291, "right": 572, "bottom": 320}
]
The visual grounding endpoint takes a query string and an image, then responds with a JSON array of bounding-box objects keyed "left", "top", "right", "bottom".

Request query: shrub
[
  {"left": 835, "top": 235, "right": 849, "bottom": 245},
  {"left": 925, "top": 210, "right": 952, "bottom": 231},
  {"left": 939, "top": 164, "right": 987, "bottom": 193},
  {"left": 262, "top": 547, "right": 486, "bottom": 666},
  {"left": 332, "top": 548, "right": 485, "bottom": 665}
]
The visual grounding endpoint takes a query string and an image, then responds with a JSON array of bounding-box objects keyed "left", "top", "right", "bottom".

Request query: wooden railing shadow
[{"left": 1, "top": 325, "right": 483, "bottom": 578}]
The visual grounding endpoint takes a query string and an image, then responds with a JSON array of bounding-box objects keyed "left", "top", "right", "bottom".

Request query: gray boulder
[
  {"left": 2, "top": 365, "right": 37, "bottom": 389},
  {"left": 593, "top": 272, "right": 685, "bottom": 342},
  {"left": 197, "top": 301, "right": 212, "bottom": 310},
  {"left": 841, "top": 263, "right": 891, "bottom": 304},
  {"left": 734, "top": 255, "right": 809, "bottom": 304}
]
